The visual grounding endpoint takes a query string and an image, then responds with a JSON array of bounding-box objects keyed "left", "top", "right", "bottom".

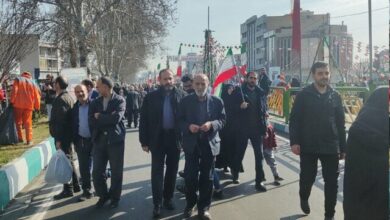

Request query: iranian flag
[
  {"left": 212, "top": 48, "right": 237, "bottom": 96},
  {"left": 240, "top": 44, "right": 247, "bottom": 75},
  {"left": 177, "top": 44, "right": 182, "bottom": 77}
]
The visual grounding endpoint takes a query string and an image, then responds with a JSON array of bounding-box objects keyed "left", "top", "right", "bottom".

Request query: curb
[
  {"left": 0, "top": 137, "right": 55, "bottom": 211},
  {"left": 269, "top": 119, "right": 289, "bottom": 134}
]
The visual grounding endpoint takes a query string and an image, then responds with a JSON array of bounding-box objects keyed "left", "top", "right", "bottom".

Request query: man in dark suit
[
  {"left": 50, "top": 76, "right": 81, "bottom": 200},
  {"left": 179, "top": 74, "right": 225, "bottom": 220},
  {"left": 72, "top": 84, "right": 93, "bottom": 201},
  {"left": 89, "top": 76, "right": 126, "bottom": 209},
  {"left": 139, "top": 69, "right": 186, "bottom": 218},
  {"left": 231, "top": 71, "right": 267, "bottom": 192},
  {"left": 126, "top": 85, "right": 141, "bottom": 128}
]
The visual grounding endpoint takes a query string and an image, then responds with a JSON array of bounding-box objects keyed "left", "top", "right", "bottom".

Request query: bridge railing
[{"left": 267, "top": 86, "right": 370, "bottom": 124}]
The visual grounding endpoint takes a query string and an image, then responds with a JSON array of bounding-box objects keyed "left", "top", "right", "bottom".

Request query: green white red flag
[
  {"left": 212, "top": 48, "right": 237, "bottom": 96},
  {"left": 239, "top": 44, "right": 247, "bottom": 75},
  {"left": 177, "top": 45, "right": 182, "bottom": 77}
]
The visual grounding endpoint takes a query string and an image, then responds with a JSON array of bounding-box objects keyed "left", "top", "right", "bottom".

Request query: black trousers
[
  {"left": 150, "top": 130, "right": 180, "bottom": 206},
  {"left": 127, "top": 109, "right": 139, "bottom": 127},
  {"left": 233, "top": 130, "right": 265, "bottom": 183},
  {"left": 184, "top": 138, "right": 215, "bottom": 212},
  {"left": 92, "top": 136, "right": 125, "bottom": 201},
  {"left": 74, "top": 137, "right": 93, "bottom": 192},
  {"left": 299, "top": 153, "right": 339, "bottom": 218},
  {"left": 56, "top": 138, "right": 79, "bottom": 192}
]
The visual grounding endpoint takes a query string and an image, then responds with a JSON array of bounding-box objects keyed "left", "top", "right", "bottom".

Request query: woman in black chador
[{"left": 343, "top": 87, "right": 389, "bottom": 220}]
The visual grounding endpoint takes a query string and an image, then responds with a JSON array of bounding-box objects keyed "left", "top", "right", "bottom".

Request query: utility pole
[
  {"left": 203, "top": 6, "right": 214, "bottom": 80},
  {"left": 368, "top": 0, "right": 373, "bottom": 83}
]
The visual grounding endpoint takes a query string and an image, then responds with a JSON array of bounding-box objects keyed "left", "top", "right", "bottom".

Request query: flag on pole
[
  {"left": 212, "top": 48, "right": 237, "bottom": 97},
  {"left": 177, "top": 45, "right": 182, "bottom": 77},
  {"left": 239, "top": 44, "right": 247, "bottom": 75}
]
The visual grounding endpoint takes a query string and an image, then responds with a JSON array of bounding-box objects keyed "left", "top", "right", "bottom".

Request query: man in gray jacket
[
  {"left": 89, "top": 77, "right": 126, "bottom": 209},
  {"left": 179, "top": 74, "right": 225, "bottom": 220}
]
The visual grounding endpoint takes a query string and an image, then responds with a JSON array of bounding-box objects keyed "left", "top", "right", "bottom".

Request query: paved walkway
[{"left": 0, "top": 128, "right": 345, "bottom": 220}]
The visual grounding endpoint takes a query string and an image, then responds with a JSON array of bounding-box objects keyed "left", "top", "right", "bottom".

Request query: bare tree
[
  {"left": 37, "top": 0, "right": 176, "bottom": 81},
  {"left": 0, "top": 0, "right": 48, "bottom": 82},
  {"left": 91, "top": 0, "right": 176, "bottom": 81}
]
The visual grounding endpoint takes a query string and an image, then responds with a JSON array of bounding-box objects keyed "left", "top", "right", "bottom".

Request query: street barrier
[{"left": 268, "top": 86, "right": 370, "bottom": 124}]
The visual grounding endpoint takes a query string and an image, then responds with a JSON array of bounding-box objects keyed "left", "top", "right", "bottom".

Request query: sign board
[
  {"left": 269, "top": 66, "right": 281, "bottom": 81},
  {"left": 59, "top": 68, "right": 89, "bottom": 100}
]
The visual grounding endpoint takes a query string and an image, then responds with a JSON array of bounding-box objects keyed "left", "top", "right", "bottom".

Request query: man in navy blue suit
[{"left": 179, "top": 74, "right": 225, "bottom": 220}]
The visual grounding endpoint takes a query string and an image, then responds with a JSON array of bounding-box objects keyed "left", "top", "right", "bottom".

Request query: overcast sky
[{"left": 146, "top": 0, "right": 389, "bottom": 71}]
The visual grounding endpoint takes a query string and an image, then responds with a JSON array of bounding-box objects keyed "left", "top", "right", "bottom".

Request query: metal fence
[{"left": 267, "top": 86, "right": 370, "bottom": 124}]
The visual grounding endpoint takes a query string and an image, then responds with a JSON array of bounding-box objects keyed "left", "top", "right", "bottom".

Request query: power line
[{"left": 331, "top": 6, "right": 389, "bottom": 19}]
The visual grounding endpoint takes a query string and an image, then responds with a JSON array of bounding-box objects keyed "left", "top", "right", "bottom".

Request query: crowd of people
[{"left": 2, "top": 60, "right": 387, "bottom": 220}]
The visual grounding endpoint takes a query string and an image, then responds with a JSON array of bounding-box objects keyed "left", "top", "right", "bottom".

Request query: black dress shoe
[
  {"left": 78, "top": 191, "right": 93, "bottom": 202},
  {"left": 300, "top": 199, "right": 310, "bottom": 215},
  {"left": 54, "top": 191, "right": 73, "bottom": 200},
  {"left": 95, "top": 196, "right": 109, "bottom": 209},
  {"left": 255, "top": 182, "right": 267, "bottom": 192},
  {"left": 183, "top": 206, "right": 194, "bottom": 218},
  {"left": 153, "top": 205, "right": 161, "bottom": 218},
  {"left": 273, "top": 181, "right": 281, "bottom": 186},
  {"left": 324, "top": 217, "right": 334, "bottom": 220},
  {"left": 73, "top": 185, "right": 81, "bottom": 193},
  {"left": 198, "top": 210, "right": 212, "bottom": 220},
  {"left": 274, "top": 175, "right": 284, "bottom": 182},
  {"left": 109, "top": 200, "right": 119, "bottom": 209},
  {"left": 163, "top": 199, "right": 175, "bottom": 210}
]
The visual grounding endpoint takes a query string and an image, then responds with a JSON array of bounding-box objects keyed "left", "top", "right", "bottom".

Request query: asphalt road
[{"left": 0, "top": 128, "right": 345, "bottom": 220}]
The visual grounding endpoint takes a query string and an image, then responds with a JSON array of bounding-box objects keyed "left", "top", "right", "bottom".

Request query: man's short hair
[
  {"left": 159, "top": 69, "right": 174, "bottom": 77},
  {"left": 310, "top": 61, "right": 329, "bottom": 74},
  {"left": 181, "top": 74, "right": 193, "bottom": 83},
  {"left": 99, "top": 76, "right": 114, "bottom": 89},
  {"left": 81, "top": 79, "right": 94, "bottom": 88},
  {"left": 55, "top": 76, "right": 68, "bottom": 90},
  {"left": 246, "top": 71, "right": 257, "bottom": 78}
]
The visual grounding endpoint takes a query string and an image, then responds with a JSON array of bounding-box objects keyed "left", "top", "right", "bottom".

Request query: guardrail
[{"left": 267, "top": 86, "right": 370, "bottom": 124}]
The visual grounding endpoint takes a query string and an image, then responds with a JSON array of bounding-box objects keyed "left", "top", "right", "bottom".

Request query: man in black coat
[
  {"left": 89, "top": 77, "right": 126, "bottom": 209},
  {"left": 49, "top": 76, "right": 81, "bottom": 200},
  {"left": 179, "top": 74, "right": 225, "bottom": 219},
  {"left": 231, "top": 71, "right": 267, "bottom": 192},
  {"left": 126, "top": 85, "right": 141, "bottom": 128},
  {"left": 139, "top": 69, "right": 186, "bottom": 218},
  {"left": 72, "top": 84, "right": 93, "bottom": 201},
  {"left": 343, "top": 87, "right": 389, "bottom": 220},
  {"left": 289, "top": 61, "right": 346, "bottom": 220}
]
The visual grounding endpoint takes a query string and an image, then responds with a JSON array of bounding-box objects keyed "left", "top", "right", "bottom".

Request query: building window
[{"left": 242, "top": 32, "right": 247, "bottom": 38}]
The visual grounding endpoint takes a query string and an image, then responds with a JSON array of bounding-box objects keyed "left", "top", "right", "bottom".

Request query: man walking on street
[
  {"left": 179, "top": 74, "right": 225, "bottom": 220},
  {"left": 289, "top": 61, "right": 346, "bottom": 220},
  {"left": 50, "top": 76, "right": 81, "bottom": 200},
  {"left": 139, "top": 69, "right": 186, "bottom": 218},
  {"left": 89, "top": 77, "right": 126, "bottom": 209},
  {"left": 10, "top": 71, "right": 41, "bottom": 145},
  {"left": 72, "top": 84, "right": 93, "bottom": 202},
  {"left": 126, "top": 85, "right": 141, "bottom": 128},
  {"left": 231, "top": 71, "right": 267, "bottom": 192}
]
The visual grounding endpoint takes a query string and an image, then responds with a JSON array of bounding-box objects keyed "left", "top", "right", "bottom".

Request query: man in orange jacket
[{"left": 11, "top": 71, "right": 41, "bottom": 145}]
